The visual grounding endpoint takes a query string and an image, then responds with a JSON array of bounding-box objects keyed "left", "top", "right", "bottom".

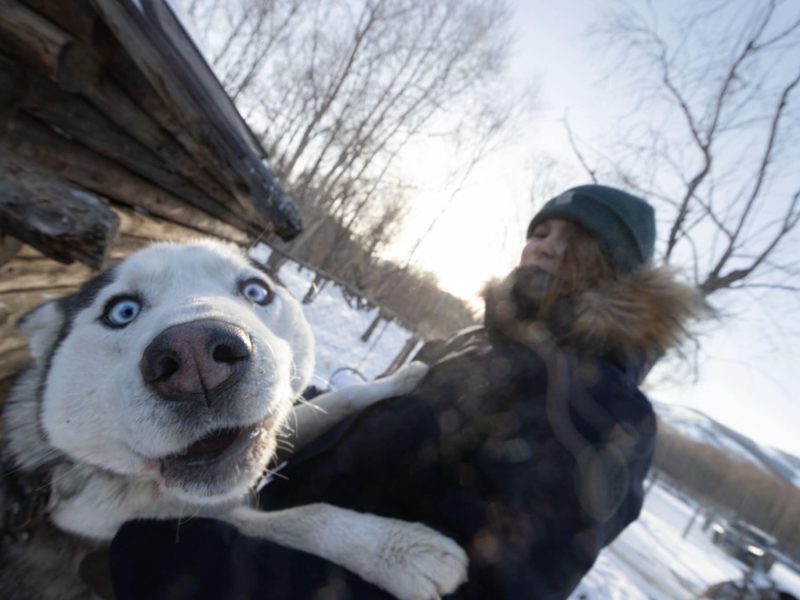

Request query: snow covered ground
[
  {"left": 252, "top": 248, "right": 419, "bottom": 387},
  {"left": 571, "top": 484, "right": 742, "bottom": 599},
  {"left": 260, "top": 250, "right": 800, "bottom": 599}
]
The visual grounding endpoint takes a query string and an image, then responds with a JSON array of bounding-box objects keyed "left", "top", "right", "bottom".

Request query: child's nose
[{"left": 535, "top": 237, "right": 557, "bottom": 257}]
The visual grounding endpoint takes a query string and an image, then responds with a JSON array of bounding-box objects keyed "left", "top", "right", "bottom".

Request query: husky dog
[{"left": 0, "top": 240, "right": 466, "bottom": 600}]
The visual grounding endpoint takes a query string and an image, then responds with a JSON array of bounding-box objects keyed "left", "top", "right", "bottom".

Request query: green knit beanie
[{"left": 526, "top": 184, "right": 656, "bottom": 273}]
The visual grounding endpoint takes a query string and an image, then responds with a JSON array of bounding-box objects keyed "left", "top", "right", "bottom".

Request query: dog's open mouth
[{"left": 163, "top": 424, "right": 260, "bottom": 468}]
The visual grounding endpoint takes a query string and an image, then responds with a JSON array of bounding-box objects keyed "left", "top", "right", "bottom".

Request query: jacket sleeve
[
  {"left": 569, "top": 359, "right": 658, "bottom": 548},
  {"left": 109, "top": 518, "right": 394, "bottom": 600}
]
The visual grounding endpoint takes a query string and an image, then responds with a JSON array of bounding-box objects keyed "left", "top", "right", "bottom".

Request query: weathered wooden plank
[
  {"left": 0, "top": 284, "right": 72, "bottom": 339},
  {"left": 92, "top": 26, "right": 247, "bottom": 203},
  {"left": 0, "top": 254, "right": 94, "bottom": 293},
  {"left": 1, "top": 368, "right": 22, "bottom": 408},
  {"left": 115, "top": 206, "right": 230, "bottom": 245},
  {"left": 0, "top": 253, "right": 81, "bottom": 385},
  {"left": 0, "top": 0, "right": 105, "bottom": 96},
  {"left": 1, "top": 0, "right": 300, "bottom": 241},
  {"left": 91, "top": 1, "right": 259, "bottom": 211},
  {"left": 20, "top": 0, "right": 97, "bottom": 43},
  {"left": 0, "top": 233, "right": 22, "bottom": 267},
  {"left": 0, "top": 57, "right": 258, "bottom": 236},
  {"left": 0, "top": 56, "right": 25, "bottom": 114},
  {"left": 0, "top": 115, "right": 250, "bottom": 243},
  {"left": 92, "top": 0, "right": 302, "bottom": 240},
  {"left": 0, "top": 0, "right": 76, "bottom": 81},
  {"left": 0, "top": 346, "right": 30, "bottom": 391},
  {"left": 0, "top": 336, "right": 27, "bottom": 359},
  {"left": 12, "top": 220, "right": 227, "bottom": 259},
  {"left": 0, "top": 159, "right": 119, "bottom": 268}
]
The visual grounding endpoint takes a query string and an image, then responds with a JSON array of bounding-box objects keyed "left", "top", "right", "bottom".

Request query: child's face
[{"left": 519, "top": 218, "right": 575, "bottom": 279}]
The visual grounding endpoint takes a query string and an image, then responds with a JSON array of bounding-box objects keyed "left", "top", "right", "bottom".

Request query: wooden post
[
  {"left": 302, "top": 273, "right": 327, "bottom": 304},
  {"left": 382, "top": 336, "right": 421, "bottom": 376},
  {"left": 361, "top": 312, "right": 385, "bottom": 342}
]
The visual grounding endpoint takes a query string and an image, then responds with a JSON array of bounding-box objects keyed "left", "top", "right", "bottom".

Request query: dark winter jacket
[{"left": 109, "top": 265, "right": 700, "bottom": 600}]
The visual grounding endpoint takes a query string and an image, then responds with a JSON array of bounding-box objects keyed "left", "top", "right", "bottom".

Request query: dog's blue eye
[
  {"left": 103, "top": 297, "right": 142, "bottom": 328},
  {"left": 240, "top": 278, "right": 272, "bottom": 306}
]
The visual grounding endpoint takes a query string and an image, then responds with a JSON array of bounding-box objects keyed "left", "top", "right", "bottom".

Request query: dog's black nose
[{"left": 140, "top": 320, "right": 252, "bottom": 404}]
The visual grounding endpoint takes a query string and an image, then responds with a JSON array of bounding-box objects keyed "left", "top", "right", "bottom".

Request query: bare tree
[
  {"left": 568, "top": 0, "right": 800, "bottom": 303},
  {"left": 179, "top": 0, "right": 523, "bottom": 287}
]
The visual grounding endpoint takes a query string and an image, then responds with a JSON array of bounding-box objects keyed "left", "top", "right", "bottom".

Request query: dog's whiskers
[
  {"left": 308, "top": 373, "right": 332, "bottom": 389},
  {"left": 34, "top": 460, "right": 86, "bottom": 493},
  {"left": 292, "top": 395, "right": 326, "bottom": 412},
  {"left": 264, "top": 468, "right": 288, "bottom": 481},
  {"left": 275, "top": 430, "right": 295, "bottom": 443},
  {"left": 2, "top": 447, "right": 62, "bottom": 478}
]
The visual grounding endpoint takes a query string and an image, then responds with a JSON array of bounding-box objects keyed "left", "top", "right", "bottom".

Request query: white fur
[
  {"left": 3, "top": 240, "right": 466, "bottom": 599},
  {"left": 290, "top": 360, "right": 430, "bottom": 449}
]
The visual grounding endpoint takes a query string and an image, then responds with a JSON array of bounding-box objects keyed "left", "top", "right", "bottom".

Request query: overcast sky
[{"left": 386, "top": 0, "right": 800, "bottom": 457}]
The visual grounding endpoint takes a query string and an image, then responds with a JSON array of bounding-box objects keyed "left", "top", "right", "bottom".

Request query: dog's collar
[{"left": 1, "top": 454, "right": 51, "bottom": 542}]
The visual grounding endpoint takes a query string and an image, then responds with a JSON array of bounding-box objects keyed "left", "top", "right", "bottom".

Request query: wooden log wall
[
  {"left": 0, "top": 2, "right": 261, "bottom": 246},
  {"left": 0, "top": 0, "right": 301, "bottom": 407}
]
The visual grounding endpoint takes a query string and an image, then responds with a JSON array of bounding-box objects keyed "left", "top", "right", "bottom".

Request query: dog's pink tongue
[{"left": 183, "top": 428, "right": 240, "bottom": 457}]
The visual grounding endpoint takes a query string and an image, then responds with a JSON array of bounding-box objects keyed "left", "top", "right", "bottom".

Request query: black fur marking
[
  {"left": 1, "top": 454, "right": 50, "bottom": 541},
  {"left": 35, "top": 267, "right": 119, "bottom": 448},
  {"left": 58, "top": 267, "right": 120, "bottom": 327}
]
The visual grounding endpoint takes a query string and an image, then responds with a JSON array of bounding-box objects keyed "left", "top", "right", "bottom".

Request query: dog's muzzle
[{"left": 140, "top": 319, "right": 252, "bottom": 405}]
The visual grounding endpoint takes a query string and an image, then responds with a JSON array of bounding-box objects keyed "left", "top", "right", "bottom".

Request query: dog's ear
[{"left": 17, "top": 300, "right": 65, "bottom": 362}]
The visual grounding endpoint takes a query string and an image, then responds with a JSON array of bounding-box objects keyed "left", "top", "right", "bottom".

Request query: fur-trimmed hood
[{"left": 483, "top": 265, "right": 704, "bottom": 362}]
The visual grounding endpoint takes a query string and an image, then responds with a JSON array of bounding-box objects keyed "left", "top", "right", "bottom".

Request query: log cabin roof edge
[
  {"left": 0, "top": 0, "right": 302, "bottom": 264},
  {"left": 95, "top": 0, "right": 302, "bottom": 240}
]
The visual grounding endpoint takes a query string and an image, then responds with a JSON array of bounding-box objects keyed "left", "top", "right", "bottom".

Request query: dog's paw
[
  {"left": 365, "top": 521, "right": 468, "bottom": 600},
  {"left": 385, "top": 361, "right": 429, "bottom": 395}
]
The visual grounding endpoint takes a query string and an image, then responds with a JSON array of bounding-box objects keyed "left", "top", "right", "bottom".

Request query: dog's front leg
[
  {"left": 291, "top": 361, "right": 429, "bottom": 449},
  {"left": 227, "top": 503, "right": 466, "bottom": 600}
]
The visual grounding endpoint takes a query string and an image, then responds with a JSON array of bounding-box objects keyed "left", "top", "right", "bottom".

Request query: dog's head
[{"left": 9, "top": 240, "right": 313, "bottom": 504}]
